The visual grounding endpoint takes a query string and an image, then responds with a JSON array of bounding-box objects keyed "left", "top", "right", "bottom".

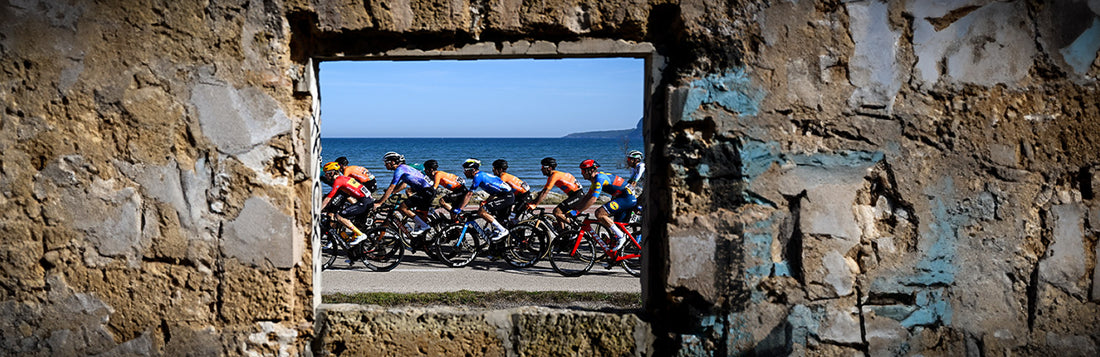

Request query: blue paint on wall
[
  {"left": 681, "top": 69, "right": 767, "bottom": 122},
  {"left": 1060, "top": 18, "right": 1100, "bottom": 75}
]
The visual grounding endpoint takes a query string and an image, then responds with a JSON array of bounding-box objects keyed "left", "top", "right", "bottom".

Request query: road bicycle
[
  {"left": 373, "top": 194, "right": 447, "bottom": 262},
  {"left": 319, "top": 212, "right": 404, "bottom": 272},
  {"left": 548, "top": 214, "right": 642, "bottom": 277},
  {"left": 431, "top": 210, "right": 542, "bottom": 268}
]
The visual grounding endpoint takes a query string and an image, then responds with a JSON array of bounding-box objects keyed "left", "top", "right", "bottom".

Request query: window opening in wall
[{"left": 315, "top": 58, "right": 647, "bottom": 300}]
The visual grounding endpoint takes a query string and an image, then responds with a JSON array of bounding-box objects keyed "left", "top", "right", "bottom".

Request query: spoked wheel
[
  {"left": 320, "top": 232, "right": 372, "bottom": 270},
  {"left": 502, "top": 223, "right": 548, "bottom": 268},
  {"left": 433, "top": 224, "right": 480, "bottom": 268},
  {"left": 618, "top": 224, "right": 642, "bottom": 277},
  {"left": 361, "top": 225, "right": 404, "bottom": 272},
  {"left": 549, "top": 230, "right": 596, "bottom": 277}
]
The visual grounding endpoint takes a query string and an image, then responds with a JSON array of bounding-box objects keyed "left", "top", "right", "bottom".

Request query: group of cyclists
[{"left": 320, "top": 150, "right": 646, "bottom": 258}]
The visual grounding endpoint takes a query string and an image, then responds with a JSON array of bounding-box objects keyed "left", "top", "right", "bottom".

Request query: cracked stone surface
[{"left": 2, "top": 0, "right": 1099, "bottom": 355}]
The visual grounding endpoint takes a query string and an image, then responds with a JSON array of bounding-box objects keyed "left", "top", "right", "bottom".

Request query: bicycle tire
[
  {"left": 433, "top": 224, "right": 480, "bottom": 268},
  {"left": 549, "top": 230, "right": 596, "bottom": 277},
  {"left": 361, "top": 225, "right": 404, "bottom": 272},
  {"left": 618, "top": 224, "right": 642, "bottom": 277},
  {"left": 502, "top": 223, "right": 547, "bottom": 268}
]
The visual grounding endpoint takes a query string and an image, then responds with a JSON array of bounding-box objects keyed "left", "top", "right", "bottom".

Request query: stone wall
[{"left": 1, "top": 0, "right": 1098, "bottom": 356}]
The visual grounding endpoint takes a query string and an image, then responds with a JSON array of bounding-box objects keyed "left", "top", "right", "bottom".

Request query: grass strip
[{"left": 323, "top": 290, "right": 641, "bottom": 308}]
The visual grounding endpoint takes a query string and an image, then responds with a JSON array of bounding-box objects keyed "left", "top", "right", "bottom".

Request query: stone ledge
[{"left": 314, "top": 304, "right": 653, "bottom": 356}]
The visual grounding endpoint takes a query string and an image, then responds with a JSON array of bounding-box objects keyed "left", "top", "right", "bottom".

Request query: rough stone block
[
  {"left": 191, "top": 81, "right": 291, "bottom": 155},
  {"left": 818, "top": 303, "right": 861, "bottom": 345},
  {"left": 909, "top": 1, "right": 1037, "bottom": 88},
  {"left": 989, "top": 143, "right": 1019, "bottom": 167},
  {"left": 527, "top": 41, "right": 558, "bottom": 55},
  {"left": 803, "top": 237, "right": 856, "bottom": 299},
  {"left": 862, "top": 307, "right": 909, "bottom": 357},
  {"left": 773, "top": 165, "right": 867, "bottom": 242},
  {"left": 668, "top": 230, "right": 718, "bottom": 301},
  {"left": 221, "top": 196, "right": 296, "bottom": 269},
  {"left": 847, "top": 0, "right": 902, "bottom": 110},
  {"left": 60, "top": 178, "right": 143, "bottom": 261},
  {"left": 455, "top": 42, "right": 499, "bottom": 56},
  {"left": 1045, "top": 332, "right": 1098, "bottom": 356},
  {"left": 1038, "top": 204, "right": 1087, "bottom": 296}
]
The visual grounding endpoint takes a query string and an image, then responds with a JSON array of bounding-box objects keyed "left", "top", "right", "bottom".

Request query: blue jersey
[
  {"left": 468, "top": 171, "right": 513, "bottom": 195},
  {"left": 590, "top": 172, "right": 633, "bottom": 198},
  {"left": 390, "top": 164, "right": 432, "bottom": 192}
]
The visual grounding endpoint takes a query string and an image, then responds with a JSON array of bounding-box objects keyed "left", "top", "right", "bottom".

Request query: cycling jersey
[
  {"left": 542, "top": 170, "right": 582, "bottom": 195},
  {"left": 343, "top": 165, "right": 375, "bottom": 184},
  {"left": 499, "top": 173, "right": 530, "bottom": 194},
  {"left": 589, "top": 172, "right": 633, "bottom": 198},
  {"left": 468, "top": 171, "right": 513, "bottom": 195},
  {"left": 628, "top": 163, "right": 645, "bottom": 184},
  {"left": 431, "top": 170, "right": 465, "bottom": 191},
  {"left": 325, "top": 176, "right": 369, "bottom": 200},
  {"left": 390, "top": 164, "right": 432, "bottom": 193}
]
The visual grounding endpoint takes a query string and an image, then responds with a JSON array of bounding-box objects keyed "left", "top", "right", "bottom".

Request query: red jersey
[{"left": 326, "top": 176, "right": 369, "bottom": 199}]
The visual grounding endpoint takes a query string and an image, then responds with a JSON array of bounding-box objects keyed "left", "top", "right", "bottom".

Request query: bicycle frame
[{"left": 568, "top": 219, "right": 640, "bottom": 262}]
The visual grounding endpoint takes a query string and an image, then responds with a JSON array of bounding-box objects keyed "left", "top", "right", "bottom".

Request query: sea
[{"left": 320, "top": 137, "right": 643, "bottom": 192}]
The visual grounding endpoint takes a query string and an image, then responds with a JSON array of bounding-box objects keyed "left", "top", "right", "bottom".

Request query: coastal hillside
[{"left": 562, "top": 118, "right": 643, "bottom": 139}]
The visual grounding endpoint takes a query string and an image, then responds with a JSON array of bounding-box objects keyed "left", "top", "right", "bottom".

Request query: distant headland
[{"left": 562, "top": 118, "right": 643, "bottom": 139}]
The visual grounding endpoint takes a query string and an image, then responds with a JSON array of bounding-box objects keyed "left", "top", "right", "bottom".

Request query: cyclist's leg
[{"left": 338, "top": 200, "right": 370, "bottom": 237}]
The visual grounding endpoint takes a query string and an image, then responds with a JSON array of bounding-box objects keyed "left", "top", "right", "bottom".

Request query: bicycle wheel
[
  {"left": 320, "top": 233, "right": 338, "bottom": 270},
  {"left": 502, "top": 223, "right": 547, "bottom": 268},
  {"left": 618, "top": 225, "right": 642, "bottom": 277},
  {"left": 433, "top": 224, "right": 480, "bottom": 268},
  {"left": 361, "top": 225, "right": 404, "bottom": 272},
  {"left": 549, "top": 230, "right": 596, "bottom": 277}
]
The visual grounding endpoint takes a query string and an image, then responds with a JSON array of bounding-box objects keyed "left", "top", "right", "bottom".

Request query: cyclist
[
  {"left": 574, "top": 159, "right": 637, "bottom": 252},
  {"left": 423, "top": 159, "right": 467, "bottom": 218},
  {"left": 374, "top": 152, "right": 436, "bottom": 234},
  {"left": 625, "top": 150, "right": 645, "bottom": 192},
  {"left": 320, "top": 161, "right": 374, "bottom": 245},
  {"left": 335, "top": 156, "right": 378, "bottom": 193},
  {"left": 491, "top": 159, "right": 531, "bottom": 222},
  {"left": 454, "top": 158, "right": 514, "bottom": 241},
  {"left": 526, "top": 157, "right": 585, "bottom": 231}
]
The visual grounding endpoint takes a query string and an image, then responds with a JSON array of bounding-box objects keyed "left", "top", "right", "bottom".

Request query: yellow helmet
[{"left": 322, "top": 161, "right": 340, "bottom": 173}]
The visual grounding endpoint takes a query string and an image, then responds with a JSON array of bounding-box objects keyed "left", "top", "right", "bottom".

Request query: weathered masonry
[{"left": 2, "top": 0, "right": 1099, "bottom": 356}]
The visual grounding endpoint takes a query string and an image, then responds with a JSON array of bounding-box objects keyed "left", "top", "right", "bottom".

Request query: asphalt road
[{"left": 321, "top": 251, "right": 641, "bottom": 294}]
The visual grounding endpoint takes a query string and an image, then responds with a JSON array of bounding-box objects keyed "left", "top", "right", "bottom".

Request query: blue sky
[{"left": 318, "top": 58, "right": 643, "bottom": 138}]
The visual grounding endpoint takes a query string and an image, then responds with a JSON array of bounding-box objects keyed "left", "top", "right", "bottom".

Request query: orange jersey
[
  {"left": 500, "top": 173, "right": 530, "bottom": 194},
  {"left": 432, "top": 170, "right": 465, "bottom": 191},
  {"left": 343, "top": 165, "right": 375, "bottom": 183},
  {"left": 543, "top": 170, "right": 581, "bottom": 194}
]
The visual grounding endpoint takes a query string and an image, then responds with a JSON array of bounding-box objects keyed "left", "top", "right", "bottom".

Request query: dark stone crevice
[{"left": 783, "top": 191, "right": 806, "bottom": 284}]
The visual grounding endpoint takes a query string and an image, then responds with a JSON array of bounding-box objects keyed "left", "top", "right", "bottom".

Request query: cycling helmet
[
  {"left": 540, "top": 157, "right": 557, "bottom": 169},
  {"left": 579, "top": 159, "right": 600, "bottom": 170},
  {"left": 462, "top": 158, "right": 481, "bottom": 171},
  {"left": 410, "top": 163, "right": 424, "bottom": 172},
  {"left": 492, "top": 159, "right": 508, "bottom": 171},
  {"left": 423, "top": 160, "right": 439, "bottom": 171},
  {"left": 382, "top": 151, "right": 405, "bottom": 164},
  {"left": 322, "top": 161, "right": 340, "bottom": 173},
  {"left": 627, "top": 150, "right": 643, "bottom": 160},
  {"left": 335, "top": 156, "right": 349, "bottom": 167}
]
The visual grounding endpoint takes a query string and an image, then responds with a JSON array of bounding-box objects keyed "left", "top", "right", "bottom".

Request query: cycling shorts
[
  {"left": 405, "top": 188, "right": 436, "bottom": 212},
  {"left": 339, "top": 195, "right": 374, "bottom": 219},
  {"left": 482, "top": 192, "right": 515, "bottom": 222},
  {"left": 555, "top": 190, "right": 585, "bottom": 212},
  {"left": 442, "top": 185, "right": 468, "bottom": 207},
  {"left": 511, "top": 191, "right": 532, "bottom": 215},
  {"left": 601, "top": 194, "right": 638, "bottom": 223}
]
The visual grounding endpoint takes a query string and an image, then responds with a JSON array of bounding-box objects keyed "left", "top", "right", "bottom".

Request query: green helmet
[{"left": 410, "top": 163, "right": 424, "bottom": 172}]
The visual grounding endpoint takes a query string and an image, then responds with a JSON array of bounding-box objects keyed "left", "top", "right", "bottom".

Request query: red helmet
[{"left": 579, "top": 159, "right": 600, "bottom": 170}]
